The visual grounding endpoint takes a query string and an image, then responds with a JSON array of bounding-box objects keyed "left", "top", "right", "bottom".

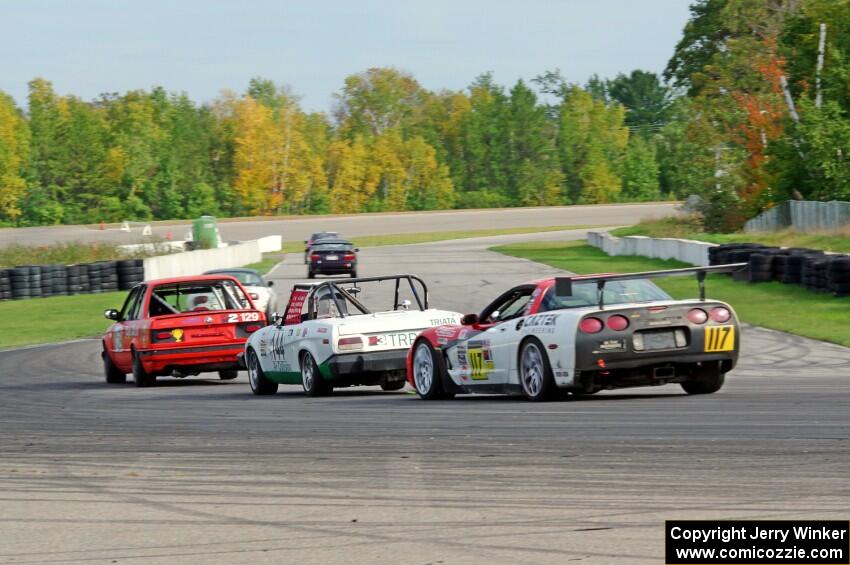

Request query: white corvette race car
[
  {"left": 243, "top": 275, "right": 462, "bottom": 396},
  {"left": 407, "top": 265, "right": 745, "bottom": 401}
]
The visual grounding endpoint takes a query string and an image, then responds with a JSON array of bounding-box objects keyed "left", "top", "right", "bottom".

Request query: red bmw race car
[
  {"left": 407, "top": 264, "right": 745, "bottom": 401},
  {"left": 102, "top": 275, "right": 265, "bottom": 387}
]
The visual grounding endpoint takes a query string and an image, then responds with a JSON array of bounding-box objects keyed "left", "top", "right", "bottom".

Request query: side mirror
[
  {"left": 104, "top": 309, "right": 120, "bottom": 321},
  {"left": 461, "top": 313, "right": 479, "bottom": 326},
  {"left": 267, "top": 280, "right": 274, "bottom": 287}
]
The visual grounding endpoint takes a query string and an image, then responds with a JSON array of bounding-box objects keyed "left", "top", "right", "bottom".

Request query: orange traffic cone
[{"left": 99, "top": 221, "right": 105, "bottom": 231}]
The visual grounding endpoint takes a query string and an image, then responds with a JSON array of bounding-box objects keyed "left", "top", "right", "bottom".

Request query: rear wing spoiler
[{"left": 555, "top": 263, "right": 748, "bottom": 310}]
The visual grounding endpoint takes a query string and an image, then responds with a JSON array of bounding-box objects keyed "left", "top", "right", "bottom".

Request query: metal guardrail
[{"left": 745, "top": 201, "right": 850, "bottom": 232}]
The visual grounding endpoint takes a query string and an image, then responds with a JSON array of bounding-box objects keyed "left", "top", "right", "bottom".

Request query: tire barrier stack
[
  {"left": 0, "top": 260, "right": 145, "bottom": 301},
  {"left": 117, "top": 259, "right": 144, "bottom": 290},
  {"left": 709, "top": 243, "right": 850, "bottom": 297},
  {"left": 0, "top": 270, "right": 11, "bottom": 300}
]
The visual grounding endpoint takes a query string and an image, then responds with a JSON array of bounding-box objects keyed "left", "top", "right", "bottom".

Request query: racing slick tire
[
  {"left": 301, "top": 351, "right": 331, "bottom": 396},
  {"left": 247, "top": 348, "right": 278, "bottom": 395},
  {"left": 380, "top": 380, "right": 405, "bottom": 391},
  {"left": 411, "top": 340, "right": 454, "bottom": 400},
  {"left": 518, "top": 338, "right": 557, "bottom": 402},
  {"left": 102, "top": 348, "right": 126, "bottom": 384},
  {"left": 681, "top": 364, "right": 725, "bottom": 395},
  {"left": 218, "top": 369, "right": 238, "bottom": 380},
  {"left": 350, "top": 270, "right": 358, "bottom": 278},
  {"left": 132, "top": 351, "right": 155, "bottom": 388}
]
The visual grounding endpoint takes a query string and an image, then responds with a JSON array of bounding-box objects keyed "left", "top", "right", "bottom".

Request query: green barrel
[{"left": 192, "top": 216, "right": 219, "bottom": 249}]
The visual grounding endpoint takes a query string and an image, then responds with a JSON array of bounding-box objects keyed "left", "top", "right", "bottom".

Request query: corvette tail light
[
  {"left": 579, "top": 317, "right": 603, "bottom": 333},
  {"left": 710, "top": 307, "right": 731, "bottom": 323},
  {"left": 686, "top": 308, "right": 708, "bottom": 324},
  {"left": 606, "top": 315, "right": 629, "bottom": 331},
  {"left": 310, "top": 254, "right": 320, "bottom": 261},
  {"left": 337, "top": 336, "right": 363, "bottom": 351}
]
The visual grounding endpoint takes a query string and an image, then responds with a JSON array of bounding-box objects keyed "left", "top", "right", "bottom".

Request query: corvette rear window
[{"left": 538, "top": 279, "right": 671, "bottom": 311}]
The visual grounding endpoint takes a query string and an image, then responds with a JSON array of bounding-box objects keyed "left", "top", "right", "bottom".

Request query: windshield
[
  {"left": 216, "top": 271, "right": 263, "bottom": 286},
  {"left": 538, "top": 279, "right": 671, "bottom": 312},
  {"left": 149, "top": 280, "right": 248, "bottom": 316}
]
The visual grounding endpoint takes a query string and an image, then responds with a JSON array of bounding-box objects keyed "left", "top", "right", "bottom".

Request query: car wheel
[
  {"left": 219, "top": 369, "right": 238, "bottom": 380},
  {"left": 681, "top": 364, "right": 725, "bottom": 395},
  {"left": 350, "top": 270, "right": 358, "bottom": 278},
  {"left": 247, "top": 348, "right": 278, "bottom": 395},
  {"left": 102, "top": 348, "right": 126, "bottom": 384},
  {"left": 301, "top": 352, "right": 331, "bottom": 396},
  {"left": 412, "top": 340, "right": 453, "bottom": 399},
  {"left": 380, "top": 380, "right": 405, "bottom": 391},
  {"left": 132, "top": 352, "right": 155, "bottom": 388},
  {"left": 519, "top": 338, "right": 556, "bottom": 401}
]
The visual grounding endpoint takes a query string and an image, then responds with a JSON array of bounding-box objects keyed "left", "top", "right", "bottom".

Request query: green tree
[
  {"left": 607, "top": 70, "right": 672, "bottom": 136},
  {"left": 621, "top": 135, "right": 661, "bottom": 201},
  {"left": 558, "top": 86, "right": 628, "bottom": 203}
]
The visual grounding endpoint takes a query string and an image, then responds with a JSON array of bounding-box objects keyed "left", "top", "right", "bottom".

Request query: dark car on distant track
[
  {"left": 304, "top": 231, "right": 339, "bottom": 264},
  {"left": 307, "top": 239, "right": 359, "bottom": 278}
]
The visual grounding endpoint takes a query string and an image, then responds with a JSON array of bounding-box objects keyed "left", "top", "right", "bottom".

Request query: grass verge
[
  {"left": 495, "top": 240, "right": 850, "bottom": 348},
  {"left": 611, "top": 216, "right": 850, "bottom": 254},
  {"left": 280, "top": 225, "right": 602, "bottom": 253},
  {"left": 0, "top": 292, "right": 125, "bottom": 350}
]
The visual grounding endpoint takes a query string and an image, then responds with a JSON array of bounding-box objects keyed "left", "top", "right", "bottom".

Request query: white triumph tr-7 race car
[
  {"left": 243, "top": 275, "right": 462, "bottom": 396},
  {"left": 406, "top": 264, "right": 746, "bottom": 401}
]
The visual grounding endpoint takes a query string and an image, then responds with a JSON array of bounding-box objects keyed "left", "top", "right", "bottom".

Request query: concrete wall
[
  {"left": 587, "top": 230, "right": 715, "bottom": 266},
  {"left": 143, "top": 240, "right": 262, "bottom": 280},
  {"left": 257, "top": 235, "right": 282, "bottom": 253}
]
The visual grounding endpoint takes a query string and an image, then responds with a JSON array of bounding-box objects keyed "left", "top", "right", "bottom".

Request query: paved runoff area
[{"left": 1, "top": 216, "right": 848, "bottom": 564}]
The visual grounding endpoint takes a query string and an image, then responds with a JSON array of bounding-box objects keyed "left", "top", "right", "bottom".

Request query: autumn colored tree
[{"left": 0, "top": 92, "right": 29, "bottom": 223}]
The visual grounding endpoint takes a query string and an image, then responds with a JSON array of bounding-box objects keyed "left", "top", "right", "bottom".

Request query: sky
[{"left": 0, "top": 0, "right": 692, "bottom": 113}]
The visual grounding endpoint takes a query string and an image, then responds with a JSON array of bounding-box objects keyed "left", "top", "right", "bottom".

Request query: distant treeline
[{"left": 0, "top": 0, "right": 848, "bottom": 230}]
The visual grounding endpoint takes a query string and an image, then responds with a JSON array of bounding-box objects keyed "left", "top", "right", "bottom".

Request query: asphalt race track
[
  {"left": 0, "top": 202, "right": 676, "bottom": 247},
  {"left": 1, "top": 227, "right": 848, "bottom": 564}
]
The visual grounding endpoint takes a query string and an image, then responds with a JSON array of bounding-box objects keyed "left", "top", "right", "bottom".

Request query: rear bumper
[
  {"left": 311, "top": 264, "right": 355, "bottom": 274},
  {"left": 138, "top": 343, "right": 243, "bottom": 373},
  {"left": 326, "top": 350, "right": 407, "bottom": 378}
]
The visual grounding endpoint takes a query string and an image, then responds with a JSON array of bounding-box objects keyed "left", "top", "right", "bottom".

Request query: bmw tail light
[
  {"left": 244, "top": 324, "right": 261, "bottom": 333},
  {"left": 687, "top": 308, "right": 708, "bottom": 324},
  {"left": 710, "top": 307, "right": 731, "bottom": 323},
  {"left": 579, "top": 317, "right": 603, "bottom": 333},
  {"left": 156, "top": 331, "right": 172, "bottom": 340},
  {"left": 337, "top": 336, "right": 363, "bottom": 351},
  {"left": 310, "top": 254, "right": 320, "bottom": 261},
  {"left": 606, "top": 315, "right": 629, "bottom": 331},
  {"left": 343, "top": 253, "right": 356, "bottom": 260}
]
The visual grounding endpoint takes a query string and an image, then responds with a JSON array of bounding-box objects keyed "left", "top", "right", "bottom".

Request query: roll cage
[{"left": 286, "top": 274, "right": 430, "bottom": 323}]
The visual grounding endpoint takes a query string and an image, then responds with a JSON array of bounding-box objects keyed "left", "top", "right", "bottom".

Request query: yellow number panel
[
  {"left": 467, "top": 347, "right": 494, "bottom": 380},
  {"left": 704, "top": 325, "right": 735, "bottom": 352}
]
